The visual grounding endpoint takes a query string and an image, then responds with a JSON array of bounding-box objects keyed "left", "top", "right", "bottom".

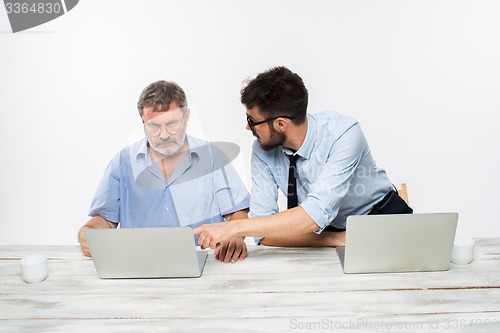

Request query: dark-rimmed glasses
[{"left": 247, "top": 115, "right": 294, "bottom": 131}]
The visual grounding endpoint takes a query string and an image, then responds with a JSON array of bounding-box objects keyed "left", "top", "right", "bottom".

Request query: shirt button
[{"left": 165, "top": 207, "right": 169, "bottom": 211}]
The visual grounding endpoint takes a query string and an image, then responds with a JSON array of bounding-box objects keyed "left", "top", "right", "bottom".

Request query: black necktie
[{"left": 287, "top": 154, "right": 300, "bottom": 209}]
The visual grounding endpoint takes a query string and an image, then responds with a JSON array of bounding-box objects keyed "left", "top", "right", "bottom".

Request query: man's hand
[
  {"left": 78, "top": 226, "right": 92, "bottom": 257},
  {"left": 194, "top": 222, "right": 235, "bottom": 250},
  {"left": 78, "top": 217, "right": 118, "bottom": 257},
  {"left": 214, "top": 237, "right": 247, "bottom": 263}
]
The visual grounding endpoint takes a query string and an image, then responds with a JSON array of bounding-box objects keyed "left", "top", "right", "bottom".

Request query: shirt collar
[
  {"left": 281, "top": 113, "right": 316, "bottom": 160},
  {"left": 136, "top": 138, "right": 149, "bottom": 162}
]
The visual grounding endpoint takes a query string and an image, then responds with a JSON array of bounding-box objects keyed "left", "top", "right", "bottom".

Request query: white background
[{"left": 0, "top": 0, "right": 499, "bottom": 245}]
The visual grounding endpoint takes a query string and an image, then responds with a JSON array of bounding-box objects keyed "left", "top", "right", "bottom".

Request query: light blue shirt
[
  {"left": 89, "top": 136, "right": 250, "bottom": 230},
  {"left": 250, "top": 111, "right": 393, "bottom": 240}
]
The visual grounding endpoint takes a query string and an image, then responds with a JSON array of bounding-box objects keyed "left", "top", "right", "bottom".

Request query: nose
[
  {"left": 245, "top": 123, "right": 251, "bottom": 131},
  {"left": 159, "top": 125, "right": 171, "bottom": 139}
]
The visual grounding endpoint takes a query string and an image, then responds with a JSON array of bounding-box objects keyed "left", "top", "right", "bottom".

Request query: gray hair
[{"left": 137, "top": 80, "right": 188, "bottom": 117}]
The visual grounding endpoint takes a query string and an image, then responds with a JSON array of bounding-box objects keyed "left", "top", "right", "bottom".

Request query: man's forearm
[
  {"left": 232, "top": 206, "right": 319, "bottom": 238},
  {"left": 194, "top": 206, "right": 320, "bottom": 249},
  {"left": 224, "top": 209, "right": 249, "bottom": 222},
  {"left": 223, "top": 210, "right": 249, "bottom": 241},
  {"left": 260, "top": 231, "right": 346, "bottom": 247},
  {"left": 78, "top": 216, "right": 117, "bottom": 240},
  {"left": 85, "top": 216, "right": 118, "bottom": 228}
]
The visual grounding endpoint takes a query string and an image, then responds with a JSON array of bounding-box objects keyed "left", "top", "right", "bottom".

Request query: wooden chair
[{"left": 397, "top": 183, "right": 409, "bottom": 205}]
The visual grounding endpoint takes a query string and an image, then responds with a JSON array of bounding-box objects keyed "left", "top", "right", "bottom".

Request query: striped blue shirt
[
  {"left": 249, "top": 111, "right": 393, "bottom": 238},
  {"left": 89, "top": 136, "right": 250, "bottom": 229}
]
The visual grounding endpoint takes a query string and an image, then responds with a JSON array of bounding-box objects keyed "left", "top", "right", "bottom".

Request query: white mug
[
  {"left": 20, "top": 254, "right": 49, "bottom": 283},
  {"left": 451, "top": 237, "right": 475, "bottom": 265}
]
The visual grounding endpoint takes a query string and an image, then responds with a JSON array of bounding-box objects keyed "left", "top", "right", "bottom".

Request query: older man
[{"left": 78, "top": 81, "right": 250, "bottom": 263}]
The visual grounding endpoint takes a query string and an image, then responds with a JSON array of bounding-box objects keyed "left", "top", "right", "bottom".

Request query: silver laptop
[
  {"left": 85, "top": 227, "right": 208, "bottom": 278},
  {"left": 337, "top": 212, "right": 458, "bottom": 274}
]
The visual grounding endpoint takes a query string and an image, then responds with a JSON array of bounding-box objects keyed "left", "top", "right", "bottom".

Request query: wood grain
[{"left": 1, "top": 240, "right": 499, "bottom": 332}]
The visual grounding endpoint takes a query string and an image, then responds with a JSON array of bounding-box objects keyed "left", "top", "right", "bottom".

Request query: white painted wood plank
[
  {"left": 2, "top": 313, "right": 500, "bottom": 333},
  {"left": 1, "top": 261, "right": 499, "bottom": 295},
  {"left": 0, "top": 239, "right": 499, "bottom": 332},
  {"left": 1, "top": 288, "right": 499, "bottom": 319},
  {"left": 1, "top": 242, "right": 499, "bottom": 295}
]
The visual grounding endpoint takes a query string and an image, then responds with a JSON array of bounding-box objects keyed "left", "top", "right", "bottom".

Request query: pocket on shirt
[
  {"left": 120, "top": 181, "right": 164, "bottom": 227},
  {"left": 170, "top": 177, "right": 219, "bottom": 226}
]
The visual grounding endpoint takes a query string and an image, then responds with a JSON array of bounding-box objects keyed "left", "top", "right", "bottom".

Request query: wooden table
[{"left": 1, "top": 240, "right": 499, "bottom": 332}]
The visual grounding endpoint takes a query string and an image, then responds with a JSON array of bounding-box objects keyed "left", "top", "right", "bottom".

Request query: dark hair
[
  {"left": 240, "top": 66, "right": 308, "bottom": 124},
  {"left": 137, "top": 80, "right": 188, "bottom": 117}
]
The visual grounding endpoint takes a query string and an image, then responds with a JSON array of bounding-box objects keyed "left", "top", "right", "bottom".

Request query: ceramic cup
[
  {"left": 451, "top": 237, "right": 475, "bottom": 265},
  {"left": 20, "top": 254, "right": 48, "bottom": 283}
]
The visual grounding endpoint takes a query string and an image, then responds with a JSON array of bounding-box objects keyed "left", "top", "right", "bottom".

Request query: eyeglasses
[
  {"left": 246, "top": 115, "right": 294, "bottom": 131},
  {"left": 144, "top": 114, "right": 185, "bottom": 136}
]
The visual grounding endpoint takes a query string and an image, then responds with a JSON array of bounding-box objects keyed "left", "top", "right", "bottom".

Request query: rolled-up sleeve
[
  {"left": 213, "top": 162, "right": 250, "bottom": 216},
  {"left": 88, "top": 154, "right": 121, "bottom": 223},
  {"left": 299, "top": 124, "right": 366, "bottom": 233},
  {"left": 206, "top": 143, "right": 250, "bottom": 216}
]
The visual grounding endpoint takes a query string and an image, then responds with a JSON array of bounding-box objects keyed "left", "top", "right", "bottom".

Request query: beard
[
  {"left": 149, "top": 127, "right": 187, "bottom": 157},
  {"left": 258, "top": 124, "right": 287, "bottom": 151}
]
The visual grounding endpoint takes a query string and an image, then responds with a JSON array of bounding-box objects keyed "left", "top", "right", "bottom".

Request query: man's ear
[
  {"left": 274, "top": 117, "right": 289, "bottom": 132},
  {"left": 184, "top": 108, "right": 191, "bottom": 122}
]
